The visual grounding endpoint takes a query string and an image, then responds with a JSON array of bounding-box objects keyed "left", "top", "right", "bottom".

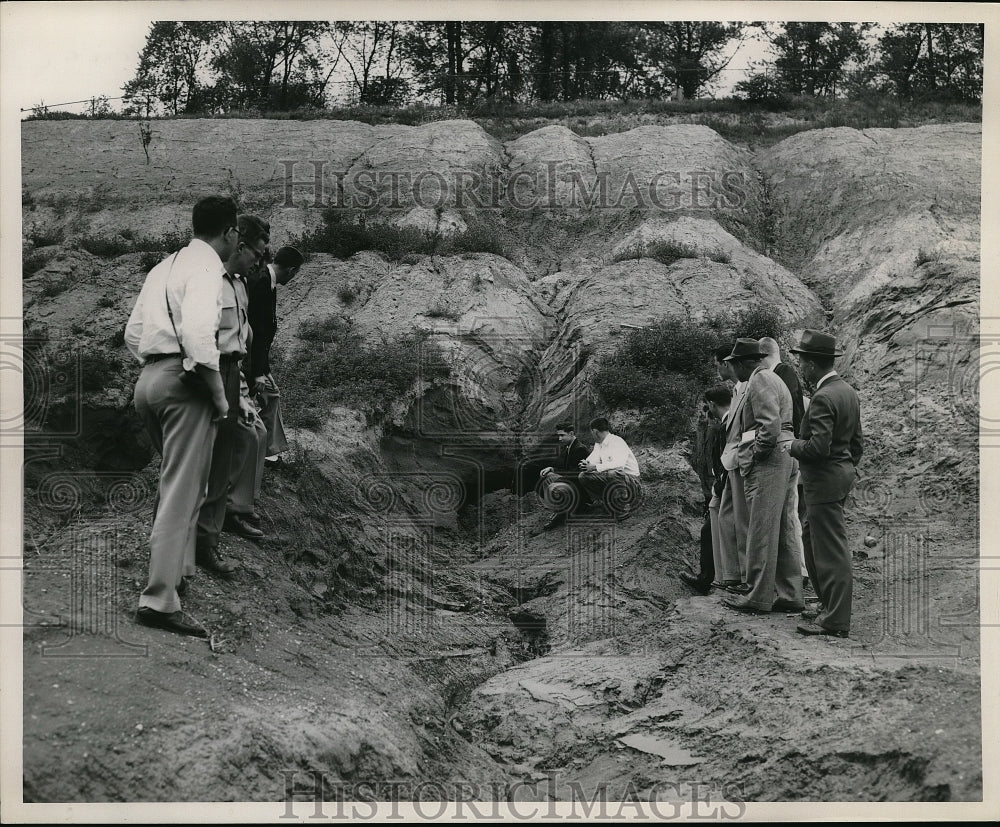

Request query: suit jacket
[
  {"left": 774, "top": 361, "right": 806, "bottom": 438},
  {"left": 553, "top": 438, "right": 591, "bottom": 478},
  {"left": 733, "top": 366, "right": 794, "bottom": 475},
  {"left": 790, "top": 375, "right": 863, "bottom": 504},
  {"left": 247, "top": 269, "right": 278, "bottom": 378}
]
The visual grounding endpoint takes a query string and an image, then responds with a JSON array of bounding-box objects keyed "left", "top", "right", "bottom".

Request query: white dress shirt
[
  {"left": 586, "top": 433, "right": 641, "bottom": 477},
  {"left": 125, "top": 239, "right": 226, "bottom": 372}
]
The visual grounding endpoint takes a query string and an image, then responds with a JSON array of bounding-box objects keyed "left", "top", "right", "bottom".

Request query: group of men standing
[
  {"left": 682, "top": 331, "right": 864, "bottom": 639},
  {"left": 124, "top": 196, "right": 302, "bottom": 637}
]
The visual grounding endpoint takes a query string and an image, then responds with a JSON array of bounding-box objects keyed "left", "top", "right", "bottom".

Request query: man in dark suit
[
  {"left": 790, "top": 330, "right": 864, "bottom": 638},
  {"left": 536, "top": 423, "right": 592, "bottom": 531},
  {"left": 247, "top": 245, "right": 303, "bottom": 461}
]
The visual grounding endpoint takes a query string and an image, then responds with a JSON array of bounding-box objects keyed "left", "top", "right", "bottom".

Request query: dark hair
[
  {"left": 714, "top": 344, "right": 734, "bottom": 363},
  {"left": 589, "top": 416, "right": 611, "bottom": 432},
  {"left": 703, "top": 383, "right": 732, "bottom": 406},
  {"left": 237, "top": 214, "right": 269, "bottom": 248},
  {"left": 192, "top": 196, "right": 238, "bottom": 237},
  {"left": 273, "top": 246, "right": 304, "bottom": 268},
  {"left": 800, "top": 353, "right": 835, "bottom": 372},
  {"left": 555, "top": 422, "right": 575, "bottom": 433}
]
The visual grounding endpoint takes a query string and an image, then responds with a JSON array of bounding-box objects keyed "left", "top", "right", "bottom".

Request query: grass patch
[
  {"left": 424, "top": 304, "right": 462, "bottom": 321},
  {"left": 614, "top": 239, "right": 731, "bottom": 267},
  {"left": 593, "top": 303, "right": 787, "bottom": 445},
  {"left": 292, "top": 208, "right": 515, "bottom": 263},
  {"left": 275, "top": 314, "right": 451, "bottom": 428},
  {"left": 78, "top": 231, "right": 189, "bottom": 259},
  {"left": 38, "top": 276, "right": 74, "bottom": 299},
  {"left": 915, "top": 247, "right": 941, "bottom": 266}
]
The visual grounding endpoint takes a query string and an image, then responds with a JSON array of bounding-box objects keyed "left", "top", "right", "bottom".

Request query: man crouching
[{"left": 578, "top": 417, "right": 643, "bottom": 520}]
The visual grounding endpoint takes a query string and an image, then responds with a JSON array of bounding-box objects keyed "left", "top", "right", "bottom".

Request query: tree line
[{"left": 122, "top": 21, "right": 983, "bottom": 116}]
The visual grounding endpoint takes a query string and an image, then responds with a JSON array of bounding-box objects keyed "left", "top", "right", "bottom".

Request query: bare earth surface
[{"left": 18, "top": 118, "right": 982, "bottom": 806}]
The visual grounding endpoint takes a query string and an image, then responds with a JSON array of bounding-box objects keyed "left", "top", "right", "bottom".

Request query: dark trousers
[
  {"left": 196, "top": 359, "right": 242, "bottom": 550},
  {"left": 691, "top": 511, "right": 715, "bottom": 587},
  {"left": 802, "top": 498, "right": 853, "bottom": 632}
]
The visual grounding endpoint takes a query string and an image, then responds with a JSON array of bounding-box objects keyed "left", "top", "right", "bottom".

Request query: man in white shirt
[
  {"left": 125, "top": 196, "right": 238, "bottom": 637},
  {"left": 578, "top": 417, "right": 642, "bottom": 520}
]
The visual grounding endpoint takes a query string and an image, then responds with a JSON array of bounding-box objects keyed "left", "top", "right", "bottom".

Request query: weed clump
[
  {"left": 277, "top": 314, "right": 451, "bottom": 428},
  {"left": 592, "top": 303, "right": 787, "bottom": 444}
]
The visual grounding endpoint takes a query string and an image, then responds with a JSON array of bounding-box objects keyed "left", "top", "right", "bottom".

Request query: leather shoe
[
  {"left": 679, "top": 571, "right": 711, "bottom": 596},
  {"left": 771, "top": 599, "right": 805, "bottom": 612},
  {"left": 724, "top": 582, "right": 752, "bottom": 596},
  {"left": 796, "top": 621, "right": 848, "bottom": 638},
  {"left": 136, "top": 607, "right": 207, "bottom": 638},
  {"left": 800, "top": 603, "right": 823, "bottom": 620},
  {"left": 196, "top": 545, "right": 238, "bottom": 575},
  {"left": 223, "top": 513, "right": 264, "bottom": 539},
  {"left": 541, "top": 513, "right": 566, "bottom": 531},
  {"left": 721, "top": 596, "right": 769, "bottom": 614}
]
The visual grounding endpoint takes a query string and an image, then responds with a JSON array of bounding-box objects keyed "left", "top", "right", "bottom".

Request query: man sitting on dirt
[
  {"left": 578, "top": 417, "right": 642, "bottom": 520},
  {"left": 535, "top": 422, "right": 592, "bottom": 531}
]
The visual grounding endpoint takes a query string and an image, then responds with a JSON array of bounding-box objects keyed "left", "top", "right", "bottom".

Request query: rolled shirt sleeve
[{"left": 124, "top": 280, "right": 147, "bottom": 362}]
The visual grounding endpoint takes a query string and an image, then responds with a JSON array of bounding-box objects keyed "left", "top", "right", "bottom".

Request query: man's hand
[
  {"left": 238, "top": 396, "right": 255, "bottom": 425},
  {"left": 580, "top": 460, "right": 597, "bottom": 472},
  {"left": 254, "top": 375, "right": 271, "bottom": 396},
  {"left": 540, "top": 467, "right": 553, "bottom": 477}
]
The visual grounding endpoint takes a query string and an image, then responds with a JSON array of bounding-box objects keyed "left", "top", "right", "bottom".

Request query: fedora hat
[
  {"left": 723, "top": 338, "right": 768, "bottom": 362},
  {"left": 789, "top": 329, "right": 844, "bottom": 357}
]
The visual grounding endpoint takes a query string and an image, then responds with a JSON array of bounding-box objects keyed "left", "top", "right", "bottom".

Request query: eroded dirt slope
[{"left": 17, "top": 118, "right": 981, "bottom": 806}]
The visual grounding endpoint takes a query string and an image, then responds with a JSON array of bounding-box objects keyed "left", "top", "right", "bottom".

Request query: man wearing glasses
[{"left": 195, "top": 214, "right": 271, "bottom": 575}]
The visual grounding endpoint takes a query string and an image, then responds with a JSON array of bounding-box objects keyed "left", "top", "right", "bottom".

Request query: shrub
[
  {"left": 22, "top": 250, "right": 50, "bottom": 278},
  {"left": 279, "top": 314, "right": 451, "bottom": 428},
  {"left": 592, "top": 315, "right": 721, "bottom": 445},
  {"left": 915, "top": 247, "right": 940, "bottom": 266},
  {"left": 79, "top": 350, "right": 121, "bottom": 392},
  {"left": 592, "top": 305, "right": 787, "bottom": 445},
  {"left": 80, "top": 232, "right": 188, "bottom": 259},
  {"left": 709, "top": 302, "right": 786, "bottom": 342},
  {"left": 28, "top": 227, "right": 65, "bottom": 247},
  {"left": 424, "top": 304, "right": 461, "bottom": 321},
  {"left": 292, "top": 208, "right": 516, "bottom": 263},
  {"left": 614, "top": 239, "right": 730, "bottom": 268},
  {"left": 79, "top": 236, "right": 132, "bottom": 258},
  {"left": 337, "top": 286, "right": 357, "bottom": 306},
  {"left": 39, "top": 276, "right": 74, "bottom": 299}
]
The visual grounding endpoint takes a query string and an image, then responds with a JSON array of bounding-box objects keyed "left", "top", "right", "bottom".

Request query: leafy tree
[
  {"left": 209, "top": 22, "right": 336, "bottom": 110},
  {"left": 766, "top": 22, "right": 872, "bottom": 96},
  {"left": 336, "top": 21, "right": 408, "bottom": 105},
  {"left": 639, "top": 22, "right": 746, "bottom": 99},
  {"left": 877, "top": 23, "right": 983, "bottom": 102},
  {"left": 528, "top": 22, "right": 640, "bottom": 101},
  {"left": 123, "top": 22, "right": 220, "bottom": 115}
]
